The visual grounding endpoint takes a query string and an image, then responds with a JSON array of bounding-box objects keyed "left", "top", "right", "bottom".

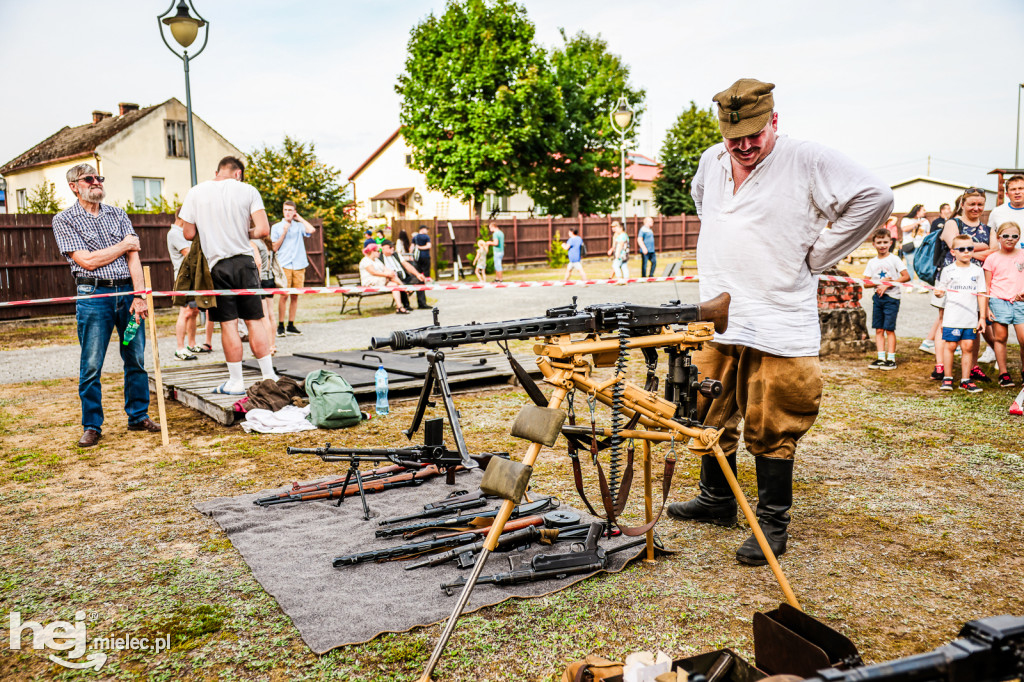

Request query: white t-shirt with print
[
  {"left": 937, "top": 262, "right": 984, "bottom": 329},
  {"left": 863, "top": 253, "right": 908, "bottom": 299}
]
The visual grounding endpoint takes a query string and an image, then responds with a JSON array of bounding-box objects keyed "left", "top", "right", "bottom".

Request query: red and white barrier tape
[{"left": 0, "top": 272, "right": 990, "bottom": 308}]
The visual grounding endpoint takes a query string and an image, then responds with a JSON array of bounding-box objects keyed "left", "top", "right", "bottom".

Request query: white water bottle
[{"left": 374, "top": 365, "right": 389, "bottom": 416}]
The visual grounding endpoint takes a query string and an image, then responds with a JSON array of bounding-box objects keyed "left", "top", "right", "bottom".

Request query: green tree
[
  {"left": 395, "top": 0, "right": 561, "bottom": 218},
  {"left": 526, "top": 30, "right": 645, "bottom": 218},
  {"left": 546, "top": 230, "right": 568, "bottom": 268},
  {"left": 23, "top": 181, "right": 63, "bottom": 213},
  {"left": 245, "top": 136, "right": 362, "bottom": 273},
  {"left": 653, "top": 102, "right": 722, "bottom": 215}
]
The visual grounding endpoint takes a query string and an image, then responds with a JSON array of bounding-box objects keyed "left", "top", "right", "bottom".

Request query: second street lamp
[
  {"left": 610, "top": 97, "right": 635, "bottom": 228},
  {"left": 158, "top": 0, "right": 209, "bottom": 187}
]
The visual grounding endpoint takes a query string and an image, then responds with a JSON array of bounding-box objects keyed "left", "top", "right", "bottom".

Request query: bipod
[
  {"left": 335, "top": 454, "right": 372, "bottom": 520},
  {"left": 404, "top": 349, "right": 470, "bottom": 466}
]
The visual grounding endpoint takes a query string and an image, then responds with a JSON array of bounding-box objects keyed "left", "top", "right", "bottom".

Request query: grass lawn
[{"left": 1, "top": 279, "right": 1022, "bottom": 681}]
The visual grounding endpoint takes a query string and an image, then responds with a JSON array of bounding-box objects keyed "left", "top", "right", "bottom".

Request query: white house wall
[
  {"left": 3, "top": 158, "right": 92, "bottom": 211},
  {"left": 891, "top": 179, "right": 995, "bottom": 214},
  {"left": 97, "top": 100, "right": 243, "bottom": 208},
  {"left": 353, "top": 132, "right": 659, "bottom": 221},
  {"left": 2, "top": 100, "right": 243, "bottom": 212}
]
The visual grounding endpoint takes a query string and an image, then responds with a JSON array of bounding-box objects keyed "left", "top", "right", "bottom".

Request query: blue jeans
[
  {"left": 76, "top": 283, "right": 150, "bottom": 433},
  {"left": 641, "top": 252, "right": 657, "bottom": 277}
]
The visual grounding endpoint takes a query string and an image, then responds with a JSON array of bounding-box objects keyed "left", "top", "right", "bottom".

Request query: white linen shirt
[{"left": 692, "top": 136, "right": 893, "bottom": 357}]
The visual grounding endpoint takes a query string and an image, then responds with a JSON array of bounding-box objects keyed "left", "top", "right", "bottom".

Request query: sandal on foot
[
  {"left": 212, "top": 382, "right": 246, "bottom": 395},
  {"left": 197, "top": 343, "right": 213, "bottom": 353}
]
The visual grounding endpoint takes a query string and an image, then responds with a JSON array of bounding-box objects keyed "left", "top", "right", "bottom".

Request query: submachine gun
[{"left": 800, "top": 615, "right": 1024, "bottom": 682}]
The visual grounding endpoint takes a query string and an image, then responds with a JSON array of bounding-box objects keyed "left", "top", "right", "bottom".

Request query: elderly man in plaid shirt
[{"left": 52, "top": 163, "right": 160, "bottom": 448}]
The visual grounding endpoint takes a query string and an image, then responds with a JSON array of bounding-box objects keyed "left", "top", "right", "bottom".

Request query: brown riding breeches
[{"left": 693, "top": 342, "right": 823, "bottom": 461}]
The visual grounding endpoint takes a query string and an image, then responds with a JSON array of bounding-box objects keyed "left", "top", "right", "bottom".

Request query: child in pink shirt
[{"left": 983, "top": 221, "right": 1024, "bottom": 387}]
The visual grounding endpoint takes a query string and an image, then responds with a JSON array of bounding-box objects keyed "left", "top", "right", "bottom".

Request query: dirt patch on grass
[{"left": 1, "top": 339, "right": 1022, "bottom": 681}]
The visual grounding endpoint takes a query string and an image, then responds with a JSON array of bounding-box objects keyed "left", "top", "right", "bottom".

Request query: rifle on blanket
[
  {"left": 332, "top": 514, "right": 547, "bottom": 567},
  {"left": 378, "top": 489, "right": 498, "bottom": 526},
  {"left": 254, "top": 464, "right": 440, "bottom": 507},
  {"left": 440, "top": 522, "right": 646, "bottom": 594},
  {"left": 374, "top": 496, "right": 555, "bottom": 538},
  {"left": 287, "top": 420, "right": 507, "bottom": 486},
  {"left": 404, "top": 523, "right": 593, "bottom": 571}
]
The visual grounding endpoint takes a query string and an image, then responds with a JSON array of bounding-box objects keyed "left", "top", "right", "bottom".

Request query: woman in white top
[
  {"left": 358, "top": 243, "right": 409, "bottom": 313},
  {"left": 899, "top": 204, "right": 929, "bottom": 290}
]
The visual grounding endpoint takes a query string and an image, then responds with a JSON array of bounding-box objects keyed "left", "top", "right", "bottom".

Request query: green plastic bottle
[{"left": 123, "top": 317, "right": 140, "bottom": 346}]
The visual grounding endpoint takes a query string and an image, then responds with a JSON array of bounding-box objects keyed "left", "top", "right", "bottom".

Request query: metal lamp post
[
  {"left": 610, "top": 96, "right": 635, "bottom": 227},
  {"left": 1017, "top": 83, "right": 1024, "bottom": 169},
  {"left": 158, "top": 0, "right": 209, "bottom": 187}
]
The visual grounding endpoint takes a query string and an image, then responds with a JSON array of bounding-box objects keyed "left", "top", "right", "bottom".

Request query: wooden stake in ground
[
  {"left": 142, "top": 267, "right": 169, "bottom": 447},
  {"left": 642, "top": 438, "right": 655, "bottom": 563}
]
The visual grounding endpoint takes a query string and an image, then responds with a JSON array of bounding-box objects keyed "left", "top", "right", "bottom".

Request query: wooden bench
[{"left": 336, "top": 275, "right": 395, "bottom": 315}]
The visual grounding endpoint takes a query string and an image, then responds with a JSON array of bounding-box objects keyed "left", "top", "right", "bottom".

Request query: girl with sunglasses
[
  {"left": 938, "top": 189, "right": 998, "bottom": 381},
  {"left": 982, "top": 222, "right": 1024, "bottom": 387}
]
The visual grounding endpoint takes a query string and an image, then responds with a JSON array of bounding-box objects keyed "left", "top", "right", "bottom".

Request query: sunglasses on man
[
  {"left": 953, "top": 246, "right": 975, "bottom": 252},
  {"left": 77, "top": 175, "right": 104, "bottom": 184}
]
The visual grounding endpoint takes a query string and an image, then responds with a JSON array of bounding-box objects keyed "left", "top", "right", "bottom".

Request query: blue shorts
[
  {"left": 942, "top": 327, "right": 977, "bottom": 342},
  {"left": 989, "top": 297, "right": 1024, "bottom": 325},
  {"left": 493, "top": 251, "right": 503, "bottom": 272},
  {"left": 871, "top": 293, "right": 900, "bottom": 331}
]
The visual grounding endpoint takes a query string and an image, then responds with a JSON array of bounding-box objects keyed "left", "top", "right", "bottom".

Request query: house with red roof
[
  {"left": 348, "top": 129, "right": 660, "bottom": 223},
  {"left": 0, "top": 98, "right": 242, "bottom": 212}
]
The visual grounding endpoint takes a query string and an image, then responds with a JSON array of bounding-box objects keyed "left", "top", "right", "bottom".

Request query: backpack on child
[
  {"left": 305, "top": 369, "right": 362, "bottom": 429},
  {"left": 914, "top": 229, "right": 953, "bottom": 286}
]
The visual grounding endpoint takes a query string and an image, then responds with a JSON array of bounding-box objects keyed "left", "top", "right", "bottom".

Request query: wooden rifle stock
[
  {"left": 272, "top": 465, "right": 441, "bottom": 504},
  {"left": 433, "top": 514, "right": 545, "bottom": 539},
  {"left": 697, "top": 292, "right": 730, "bottom": 335}
]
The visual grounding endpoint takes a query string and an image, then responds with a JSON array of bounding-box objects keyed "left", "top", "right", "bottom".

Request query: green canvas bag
[{"left": 305, "top": 369, "right": 362, "bottom": 429}]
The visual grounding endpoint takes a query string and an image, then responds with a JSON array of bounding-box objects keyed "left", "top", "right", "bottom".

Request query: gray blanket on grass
[{"left": 195, "top": 470, "right": 645, "bottom": 653}]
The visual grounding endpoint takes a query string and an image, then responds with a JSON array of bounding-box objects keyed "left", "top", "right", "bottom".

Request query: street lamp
[
  {"left": 1016, "top": 83, "right": 1024, "bottom": 169},
  {"left": 158, "top": 0, "right": 209, "bottom": 187},
  {"left": 609, "top": 96, "right": 635, "bottom": 227}
]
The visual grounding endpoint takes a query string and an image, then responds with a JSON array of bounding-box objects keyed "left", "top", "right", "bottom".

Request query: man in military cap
[{"left": 668, "top": 78, "right": 894, "bottom": 565}]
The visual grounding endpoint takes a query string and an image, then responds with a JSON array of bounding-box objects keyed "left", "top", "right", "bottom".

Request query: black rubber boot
[
  {"left": 736, "top": 457, "right": 793, "bottom": 566},
  {"left": 667, "top": 453, "right": 737, "bottom": 526}
]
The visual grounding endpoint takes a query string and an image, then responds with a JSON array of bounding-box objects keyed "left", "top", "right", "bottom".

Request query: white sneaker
[
  {"left": 978, "top": 346, "right": 996, "bottom": 364},
  {"left": 918, "top": 340, "right": 935, "bottom": 354}
]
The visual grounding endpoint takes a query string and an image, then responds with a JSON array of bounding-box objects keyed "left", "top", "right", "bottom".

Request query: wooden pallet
[{"left": 149, "top": 346, "right": 540, "bottom": 426}]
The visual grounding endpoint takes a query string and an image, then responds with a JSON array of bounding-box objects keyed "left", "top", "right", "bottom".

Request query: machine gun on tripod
[{"left": 367, "top": 294, "right": 808, "bottom": 682}]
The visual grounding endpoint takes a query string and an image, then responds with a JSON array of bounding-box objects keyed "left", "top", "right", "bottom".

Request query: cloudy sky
[{"left": 1, "top": 0, "right": 1021, "bottom": 191}]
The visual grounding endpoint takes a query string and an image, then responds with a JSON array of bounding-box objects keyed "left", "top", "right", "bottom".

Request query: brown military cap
[{"left": 713, "top": 78, "right": 775, "bottom": 139}]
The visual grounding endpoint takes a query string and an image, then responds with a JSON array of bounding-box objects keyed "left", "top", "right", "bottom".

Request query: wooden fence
[
  {"left": 391, "top": 215, "right": 703, "bottom": 272},
  {"left": 0, "top": 213, "right": 324, "bottom": 321}
]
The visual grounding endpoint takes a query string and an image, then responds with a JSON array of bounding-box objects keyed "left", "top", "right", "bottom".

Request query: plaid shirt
[{"left": 52, "top": 202, "right": 136, "bottom": 279}]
